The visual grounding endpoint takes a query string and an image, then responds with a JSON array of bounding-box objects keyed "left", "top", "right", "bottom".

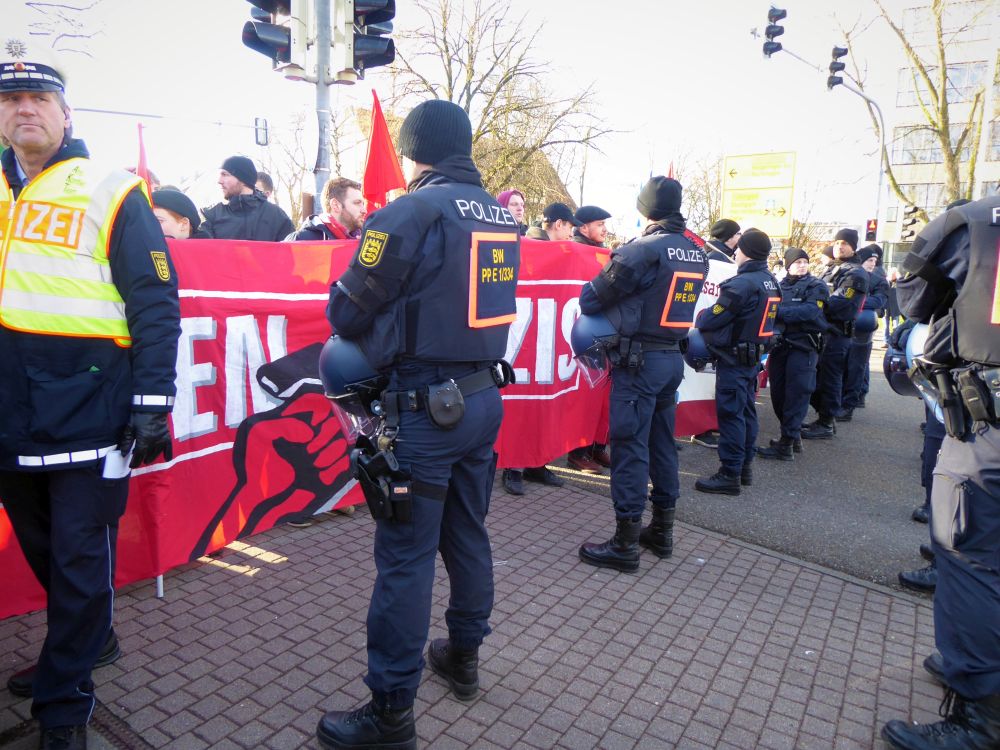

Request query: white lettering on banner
[
  {"left": 535, "top": 298, "right": 556, "bottom": 384},
  {"left": 224, "top": 315, "right": 289, "bottom": 427},
  {"left": 558, "top": 299, "right": 581, "bottom": 382},
  {"left": 173, "top": 317, "right": 218, "bottom": 441},
  {"left": 504, "top": 297, "right": 533, "bottom": 384}
]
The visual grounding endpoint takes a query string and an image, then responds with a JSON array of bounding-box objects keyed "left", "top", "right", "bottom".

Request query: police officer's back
[
  {"left": 694, "top": 229, "right": 781, "bottom": 494},
  {"left": 576, "top": 176, "right": 706, "bottom": 573},
  {"left": 880, "top": 195, "right": 1000, "bottom": 749},
  {"left": 317, "top": 100, "right": 520, "bottom": 750}
]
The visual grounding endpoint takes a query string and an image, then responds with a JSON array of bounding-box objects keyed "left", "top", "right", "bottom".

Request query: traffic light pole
[{"left": 314, "top": 0, "right": 332, "bottom": 213}]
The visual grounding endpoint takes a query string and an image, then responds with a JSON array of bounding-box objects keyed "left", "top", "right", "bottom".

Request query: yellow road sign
[
  {"left": 721, "top": 187, "right": 795, "bottom": 239},
  {"left": 723, "top": 152, "right": 796, "bottom": 191}
]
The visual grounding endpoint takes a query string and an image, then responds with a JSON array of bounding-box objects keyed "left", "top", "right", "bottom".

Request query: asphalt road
[{"left": 552, "top": 345, "right": 933, "bottom": 590}]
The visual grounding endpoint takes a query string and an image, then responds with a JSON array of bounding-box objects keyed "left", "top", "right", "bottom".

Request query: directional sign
[
  {"left": 722, "top": 151, "right": 796, "bottom": 239},
  {"left": 721, "top": 187, "right": 795, "bottom": 239}
]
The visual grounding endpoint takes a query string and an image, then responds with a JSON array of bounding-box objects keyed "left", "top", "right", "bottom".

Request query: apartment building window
[
  {"left": 892, "top": 124, "right": 975, "bottom": 163},
  {"left": 902, "top": 1, "right": 992, "bottom": 44},
  {"left": 896, "top": 61, "right": 989, "bottom": 107},
  {"left": 989, "top": 120, "right": 1000, "bottom": 161},
  {"left": 886, "top": 183, "right": 956, "bottom": 221}
]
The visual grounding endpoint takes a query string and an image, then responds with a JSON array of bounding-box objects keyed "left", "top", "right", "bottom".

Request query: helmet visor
[
  {"left": 329, "top": 394, "right": 380, "bottom": 442},
  {"left": 574, "top": 344, "right": 611, "bottom": 388}
]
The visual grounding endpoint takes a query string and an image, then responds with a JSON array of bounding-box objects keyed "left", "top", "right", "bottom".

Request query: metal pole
[{"left": 314, "top": 0, "right": 332, "bottom": 214}]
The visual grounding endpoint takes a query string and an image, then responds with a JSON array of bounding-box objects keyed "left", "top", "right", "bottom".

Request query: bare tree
[
  {"left": 388, "top": 0, "right": 614, "bottom": 215},
  {"left": 675, "top": 151, "right": 725, "bottom": 236},
  {"left": 839, "top": 0, "right": 991, "bottom": 221},
  {"left": 261, "top": 110, "right": 310, "bottom": 223},
  {"left": 22, "top": 1, "right": 105, "bottom": 55}
]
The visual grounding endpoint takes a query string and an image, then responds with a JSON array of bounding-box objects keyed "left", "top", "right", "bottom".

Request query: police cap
[{"left": 0, "top": 33, "right": 66, "bottom": 93}]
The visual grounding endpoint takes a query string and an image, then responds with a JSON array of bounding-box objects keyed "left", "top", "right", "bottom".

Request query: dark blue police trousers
[
  {"left": 931, "top": 423, "right": 1000, "bottom": 700},
  {"left": 364, "top": 364, "right": 502, "bottom": 710},
  {"left": 0, "top": 464, "right": 128, "bottom": 729},
  {"left": 813, "top": 332, "right": 851, "bottom": 419},
  {"left": 608, "top": 351, "right": 684, "bottom": 520},
  {"left": 842, "top": 333, "right": 873, "bottom": 410},
  {"left": 922, "top": 405, "right": 946, "bottom": 506},
  {"left": 768, "top": 342, "right": 818, "bottom": 440},
  {"left": 715, "top": 363, "right": 761, "bottom": 474}
]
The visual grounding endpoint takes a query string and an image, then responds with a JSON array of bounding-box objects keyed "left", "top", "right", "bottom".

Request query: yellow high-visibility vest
[{"left": 0, "top": 158, "right": 148, "bottom": 346}]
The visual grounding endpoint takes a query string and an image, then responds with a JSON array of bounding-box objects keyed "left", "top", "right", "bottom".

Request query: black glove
[{"left": 118, "top": 412, "right": 173, "bottom": 469}]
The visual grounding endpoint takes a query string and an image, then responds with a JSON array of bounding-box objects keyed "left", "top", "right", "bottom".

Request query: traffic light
[
  {"left": 865, "top": 218, "right": 877, "bottom": 242},
  {"left": 332, "top": 0, "right": 396, "bottom": 83},
  {"left": 828, "top": 46, "right": 848, "bottom": 90},
  {"left": 900, "top": 205, "right": 920, "bottom": 242},
  {"left": 763, "top": 7, "right": 786, "bottom": 57},
  {"left": 242, "top": 0, "right": 310, "bottom": 79}
]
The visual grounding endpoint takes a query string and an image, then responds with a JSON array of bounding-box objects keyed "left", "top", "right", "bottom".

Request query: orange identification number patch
[
  {"left": 4, "top": 201, "right": 84, "bottom": 248},
  {"left": 468, "top": 231, "right": 518, "bottom": 329},
  {"left": 991, "top": 246, "right": 1000, "bottom": 325},
  {"left": 758, "top": 296, "right": 781, "bottom": 337},
  {"left": 659, "top": 272, "right": 704, "bottom": 328}
]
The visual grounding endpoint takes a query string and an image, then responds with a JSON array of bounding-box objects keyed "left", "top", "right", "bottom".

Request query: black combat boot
[
  {"left": 758, "top": 437, "right": 794, "bottom": 461},
  {"left": 428, "top": 639, "right": 479, "bottom": 701},
  {"left": 801, "top": 418, "right": 836, "bottom": 439},
  {"left": 920, "top": 543, "right": 935, "bottom": 562},
  {"left": 638, "top": 506, "right": 675, "bottom": 559},
  {"left": 695, "top": 469, "right": 741, "bottom": 496},
  {"left": 9, "top": 630, "right": 121, "bottom": 698},
  {"left": 579, "top": 518, "right": 641, "bottom": 573},
  {"left": 835, "top": 408, "right": 854, "bottom": 422},
  {"left": 881, "top": 690, "right": 1000, "bottom": 750},
  {"left": 770, "top": 437, "right": 803, "bottom": 453},
  {"left": 740, "top": 463, "right": 753, "bottom": 486},
  {"left": 317, "top": 700, "right": 416, "bottom": 750},
  {"left": 912, "top": 502, "right": 930, "bottom": 524},
  {"left": 923, "top": 652, "right": 945, "bottom": 685},
  {"left": 899, "top": 563, "right": 937, "bottom": 593}
]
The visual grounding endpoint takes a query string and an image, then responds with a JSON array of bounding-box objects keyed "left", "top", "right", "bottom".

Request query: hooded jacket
[{"left": 201, "top": 189, "right": 294, "bottom": 242}]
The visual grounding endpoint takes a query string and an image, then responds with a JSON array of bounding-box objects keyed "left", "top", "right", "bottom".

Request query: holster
[
  {"left": 612, "top": 337, "right": 644, "bottom": 371},
  {"left": 736, "top": 342, "right": 765, "bottom": 367},
  {"left": 351, "top": 434, "right": 413, "bottom": 523}
]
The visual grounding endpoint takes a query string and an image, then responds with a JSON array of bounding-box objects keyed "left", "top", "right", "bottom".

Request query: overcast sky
[{"left": 9, "top": 0, "right": 910, "bottom": 232}]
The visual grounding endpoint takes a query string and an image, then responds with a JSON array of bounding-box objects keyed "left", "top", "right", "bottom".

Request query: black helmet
[
  {"left": 683, "top": 328, "right": 713, "bottom": 372},
  {"left": 570, "top": 313, "right": 619, "bottom": 387},
  {"left": 318, "top": 336, "right": 387, "bottom": 439}
]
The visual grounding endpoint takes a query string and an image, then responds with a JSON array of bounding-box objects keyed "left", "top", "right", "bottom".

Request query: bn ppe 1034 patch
[
  {"left": 659, "top": 271, "right": 704, "bottom": 328},
  {"left": 150, "top": 251, "right": 170, "bottom": 281},
  {"left": 358, "top": 230, "right": 389, "bottom": 268}
]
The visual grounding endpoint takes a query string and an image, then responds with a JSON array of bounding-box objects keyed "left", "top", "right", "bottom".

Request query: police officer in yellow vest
[{"left": 0, "top": 35, "right": 180, "bottom": 750}]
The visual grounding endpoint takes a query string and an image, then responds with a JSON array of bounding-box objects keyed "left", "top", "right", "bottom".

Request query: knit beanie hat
[
  {"left": 783, "top": 247, "right": 809, "bottom": 269},
  {"left": 834, "top": 228, "right": 859, "bottom": 251},
  {"left": 857, "top": 246, "right": 881, "bottom": 264},
  {"left": 710, "top": 219, "right": 741, "bottom": 242},
  {"left": 496, "top": 189, "right": 525, "bottom": 208},
  {"left": 221, "top": 156, "right": 257, "bottom": 188},
  {"left": 738, "top": 228, "right": 771, "bottom": 260},
  {"left": 398, "top": 100, "right": 473, "bottom": 165},
  {"left": 636, "top": 176, "right": 683, "bottom": 220},
  {"left": 152, "top": 189, "right": 201, "bottom": 232}
]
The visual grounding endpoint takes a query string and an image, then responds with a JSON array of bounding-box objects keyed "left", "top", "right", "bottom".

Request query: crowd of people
[{"left": 2, "top": 30, "right": 998, "bottom": 750}]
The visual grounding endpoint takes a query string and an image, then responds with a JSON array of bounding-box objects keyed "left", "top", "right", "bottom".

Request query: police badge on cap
[{"left": 1, "top": 35, "right": 66, "bottom": 92}]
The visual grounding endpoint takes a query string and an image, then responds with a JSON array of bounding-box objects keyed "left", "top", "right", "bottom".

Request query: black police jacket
[
  {"left": 328, "top": 155, "right": 520, "bottom": 370},
  {"left": 776, "top": 273, "right": 829, "bottom": 339},
  {"left": 0, "top": 140, "right": 180, "bottom": 470},
  {"left": 821, "top": 257, "right": 869, "bottom": 324},
  {"left": 201, "top": 190, "right": 295, "bottom": 242},
  {"left": 705, "top": 239, "right": 735, "bottom": 264},
  {"left": 897, "top": 195, "right": 1000, "bottom": 367},
  {"left": 864, "top": 271, "right": 889, "bottom": 313},
  {"left": 696, "top": 259, "right": 781, "bottom": 348},
  {"left": 580, "top": 216, "right": 706, "bottom": 344}
]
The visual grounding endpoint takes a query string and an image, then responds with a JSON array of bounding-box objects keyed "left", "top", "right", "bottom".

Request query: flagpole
[{"left": 313, "top": 0, "right": 332, "bottom": 214}]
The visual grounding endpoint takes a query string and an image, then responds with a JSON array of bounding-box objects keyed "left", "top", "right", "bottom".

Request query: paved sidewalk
[{"left": 1, "top": 480, "right": 940, "bottom": 749}]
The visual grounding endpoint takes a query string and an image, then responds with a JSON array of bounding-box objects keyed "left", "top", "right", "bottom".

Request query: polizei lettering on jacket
[
  {"left": 665, "top": 246, "right": 705, "bottom": 263},
  {"left": 453, "top": 199, "right": 517, "bottom": 227}
]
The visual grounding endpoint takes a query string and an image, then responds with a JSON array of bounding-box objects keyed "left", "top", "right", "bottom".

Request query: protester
[
  {"left": 256, "top": 170, "right": 274, "bottom": 199},
  {"left": 704, "top": 218, "right": 740, "bottom": 263},
  {"left": 0, "top": 34, "right": 180, "bottom": 750},
  {"left": 496, "top": 188, "right": 528, "bottom": 235},
  {"left": 201, "top": 155, "right": 294, "bottom": 241},
  {"left": 288, "top": 177, "right": 367, "bottom": 241},
  {"left": 152, "top": 188, "right": 205, "bottom": 239}
]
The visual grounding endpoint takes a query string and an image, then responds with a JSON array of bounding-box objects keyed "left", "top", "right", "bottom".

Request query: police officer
[
  {"left": 316, "top": 100, "right": 520, "bottom": 750},
  {"left": 577, "top": 176, "right": 706, "bottom": 572},
  {"left": 694, "top": 229, "right": 781, "bottom": 494},
  {"left": 881, "top": 194, "right": 1000, "bottom": 749},
  {"left": 757, "top": 248, "right": 829, "bottom": 460},
  {"left": 802, "top": 228, "right": 870, "bottom": 439},
  {"left": 840, "top": 244, "right": 889, "bottom": 419},
  {"left": 705, "top": 218, "right": 741, "bottom": 263},
  {"left": 0, "top": 35, "right": 180, "bottom": 750}
]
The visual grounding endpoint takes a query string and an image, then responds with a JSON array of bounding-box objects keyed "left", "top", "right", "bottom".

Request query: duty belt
[
  {"left": 639, "top": 341, "right": 682, "bottom": 352},
  {"left": 385, "top": 366, "right": 502, "bottom": 412}
]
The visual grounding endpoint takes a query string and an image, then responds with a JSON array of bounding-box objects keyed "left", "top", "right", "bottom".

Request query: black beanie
[
  {"left": 857, "top": 246, "right": 881, "bottom": 264},
  {"left": 152, "top": 189, "right": 201, "bottom": 232},
  {"left": 398, "top": 100, "right": 473, "bottom": 165},
  {"left": 221, "top": 156, "right": 257, "bottom": 188},
  {"left": 834, "top": 228, "right": 859, "bottom": 251},
  {"left": 738, "top": 228, "right": 771, "bottom": 260},
  {"left": 784, "top": 247, "right": 809, "bottom": 269},
  {"left": 636, "top": 176, "right": 683, "bottom": 220},
  {"left": 710, "top": 218, "right": 741, "bottom": 242}
]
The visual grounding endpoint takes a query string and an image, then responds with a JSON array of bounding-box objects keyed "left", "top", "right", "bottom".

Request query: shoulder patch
[
  {"left": 712, "top": 303, "right": 725, "bottom": 314},
  {"left": 845, "top": 288, "right": 855, "bottom": 299},
  {"left": 358, "top": 230, "right": 389, "bottom": 268},
  {"left": 817, "top": 300, "right": 824, "bottom": 308},
  {"left": 150, "top": 251, "right": 170, "bottom": 281}
]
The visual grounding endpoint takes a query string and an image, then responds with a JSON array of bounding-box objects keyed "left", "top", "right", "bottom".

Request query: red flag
[
  {"left": 362, "top": 90, "right": 406, "bottom": 213},
  {"left": 135, "top": 123, "right": 153, "bottom": 194},
  {"left": 667, "top": 160, "right": 675, "bottom": 179}
]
